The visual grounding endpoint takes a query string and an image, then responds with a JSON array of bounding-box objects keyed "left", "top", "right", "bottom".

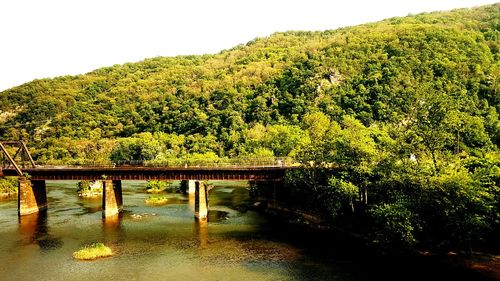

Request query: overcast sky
[{"left": 0, "top": 0, "right": 497, "bottom": 92}]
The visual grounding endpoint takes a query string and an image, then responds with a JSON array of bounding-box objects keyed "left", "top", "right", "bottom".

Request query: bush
[
  {"left": 77, "top": 180, "right": 102, "bottom": 197},
  {"left": 417, "top": 167, "right": 494, "bottom": 252},
  {"left": 328, "top": 177, "right": 359, "bottom": 215},
  {"left": 145, "top": 180, "right": 177, "bottom": 193},
  {"left": 370, "top": 201, "right": 417, "bottom": 250}
]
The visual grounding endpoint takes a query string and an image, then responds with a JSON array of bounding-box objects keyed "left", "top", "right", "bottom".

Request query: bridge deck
[{"left": 1, "top": 166, "right": 286, "bottom": 181}]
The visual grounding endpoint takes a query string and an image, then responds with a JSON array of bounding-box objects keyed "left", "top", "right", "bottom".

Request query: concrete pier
[
  {"left": 181, "top": 180, "right": 196, "bottom": 195},
  {"left": 18, "top": 179, "right": 47, "bottom": 216},
  {"left": 102, "top": 180, "right": 123, "bottom": 218},
  {"left": 188, "top": 180, "right": 196, "bottom": 194},
  {"left": 194, "top": 181, "right": 208, "bottom": 220}
]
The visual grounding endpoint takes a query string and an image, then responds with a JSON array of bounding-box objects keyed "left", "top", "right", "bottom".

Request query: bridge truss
[{"left": 0, "top": 141, "right": 36, "bottom": 177}]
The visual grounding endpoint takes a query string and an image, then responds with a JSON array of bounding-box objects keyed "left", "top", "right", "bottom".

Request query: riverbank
[
  {"left": 258, "top": 200, "right": 499, "bottom": 281},
  {"left": 449, "top": 252, "right": 500, "bottom": 280}
]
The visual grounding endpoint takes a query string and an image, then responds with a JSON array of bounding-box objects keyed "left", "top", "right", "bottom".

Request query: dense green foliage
[
  {"left": 1, "top": 4, "right": 497, "bottom": 163},
  {"left": 0, "top": 4, "right": 499, "bottom": 253},
  {"left": 76, "top": 180, "right": 102, "bottom": 197},
  {"left": 281, "top": 118, "right": 499, "bottom": 252},
  {"left": 0, "top": 177, "right": 18, "bottom": 194},
  {"left": 145, "top": 180, "right": 177, "bottom": 193}
]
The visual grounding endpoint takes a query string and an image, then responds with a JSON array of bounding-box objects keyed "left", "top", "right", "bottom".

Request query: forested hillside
[
  {"left": 1, "top": 4, "right": 498, "bottom": 163},
  {"left": 1, "top": 4, "right": 499, "bottom": 253}
]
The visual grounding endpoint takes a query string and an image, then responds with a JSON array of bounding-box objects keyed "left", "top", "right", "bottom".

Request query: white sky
[{"left": 0, "top": 0, "right": 498, "bottom": 92}]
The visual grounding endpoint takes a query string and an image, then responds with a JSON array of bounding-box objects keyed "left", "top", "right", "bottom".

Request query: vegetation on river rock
[
  {"left": 0, "top": 4, "right": 498, "bottom": 254},
  {"left": 145, "top": 180, "right": 177, "bottom": 193},
  {"left": 73, "top": 243, "right": 113, "bottom": 260},
  {"left": 76, "top": 180, "right": 102, "bottom": 197},
  {"left": 145, "top": 195, "right": 169, "bottom": 205}
]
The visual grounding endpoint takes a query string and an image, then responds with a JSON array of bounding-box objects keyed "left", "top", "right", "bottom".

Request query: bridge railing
[{"left": 33, "top": 157, "right": 294, "bottom": 169}]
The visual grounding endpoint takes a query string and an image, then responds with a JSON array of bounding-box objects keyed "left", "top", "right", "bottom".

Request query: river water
[{"left": 0, "top": 181, "right": 490, "bottom": 281}]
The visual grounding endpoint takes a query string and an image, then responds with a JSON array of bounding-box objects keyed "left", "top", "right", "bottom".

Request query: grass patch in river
[
  {"left": 73, "top": 243, "right": 113, "bottom": 260},
  {"left": 145, "top": 195, "right": 169, "bottom": 205}
]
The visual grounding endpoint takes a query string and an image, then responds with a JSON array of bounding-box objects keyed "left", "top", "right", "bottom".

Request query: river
[{"left": 0, "top": 181, "right": 490, "bottom": 281}]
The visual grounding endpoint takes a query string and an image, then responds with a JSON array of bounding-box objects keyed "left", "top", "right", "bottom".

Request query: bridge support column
[
  {"left": 18, "top": 179, "right": 47, "bottom": 216},
  {"left": 181, "top": 180, "right": 196, "bottom": 194},
  {"left": 188, "top": 180, "right": 196, "bottom": 194},
  {"left": 102, "top": 180, "right": 123, "bottom": 218},
  {"left": 194, "top": 181, "right": 208, "bottom": 220}
]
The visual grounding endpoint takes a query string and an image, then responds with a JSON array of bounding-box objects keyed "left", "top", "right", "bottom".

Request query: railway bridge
[{"left": 0, "top": 141, "right": 287, "bottom": 219}]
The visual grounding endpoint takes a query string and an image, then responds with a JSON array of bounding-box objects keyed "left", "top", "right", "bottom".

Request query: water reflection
[
  {"left": 188, "top": 193, "right": 195, "bottom": 213},
  {"left": 195, "top": 219, "right": 208, "bottom": 249},
  {"left": 102, "top": 213, "right": 124, "bottom": 246},
  {"left": 103, "top": 213, "right": 122, "bottom": 232},
  {"left": 18, "top": 210, "right": 63, "bottom": 252}
]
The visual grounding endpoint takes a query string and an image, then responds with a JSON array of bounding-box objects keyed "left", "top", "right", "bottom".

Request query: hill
[{"left": 0, "top": 4, "right": 498, "bottom": 163}]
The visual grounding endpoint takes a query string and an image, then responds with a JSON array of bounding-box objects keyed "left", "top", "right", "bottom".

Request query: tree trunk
[{"left": 430, "top": 149, "right": 438, "bottom": 174}]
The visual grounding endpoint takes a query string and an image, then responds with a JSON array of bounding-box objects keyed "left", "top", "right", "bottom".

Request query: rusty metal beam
[
  {"left": 1, "top": 166, "right": 287, "bottom": 181},
  {"left": 19, "top": 141, "right": 36, "bottom": 167},
  {"left": 0, "top": 143, "right": 23, "bottom": 176}
]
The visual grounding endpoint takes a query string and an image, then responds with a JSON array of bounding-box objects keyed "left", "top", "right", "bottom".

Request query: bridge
[
  {"left": 1, "top": 165, "right": 286, "bottom": 181},
  {"left": 0, "top": 141, "right": 287, "bottom": 220}
]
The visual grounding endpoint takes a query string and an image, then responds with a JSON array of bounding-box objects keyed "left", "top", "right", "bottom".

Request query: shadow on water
[
  {"left": 207, "top": 210, "right": 229, "bottom": 222},
  {"left": 218, "top": 213, "right": 496, "bottom": 281},
  {"left": 209, "top": 187, "right": 252, "bottom": 212},
  {"left": 75, "top": 197, "right": 102, "bottom": 215},
  {"left": 18, "top": 210, "right": 63, "bottom": 252}
]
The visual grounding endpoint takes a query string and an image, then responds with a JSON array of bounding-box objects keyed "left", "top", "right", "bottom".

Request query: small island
[
  {"left": 73, "top": 243, "right": 113, "bottom": 260},
  {"left": 145, "top": 180, "right": 176, "bottom": 193},
  {"left": 145, "top": 195, "right": 169, "bottom": 205},
  {"left": 144, "top": 180, "right": 177, "bottom": 205},
  {"left": 77, "top": 180, "right": 102, "bottom": 198}
]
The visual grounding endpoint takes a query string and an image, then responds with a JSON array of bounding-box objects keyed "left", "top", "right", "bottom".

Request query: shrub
[{"left": 370, "top": 201, "right": 417, "bottom": 250}]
